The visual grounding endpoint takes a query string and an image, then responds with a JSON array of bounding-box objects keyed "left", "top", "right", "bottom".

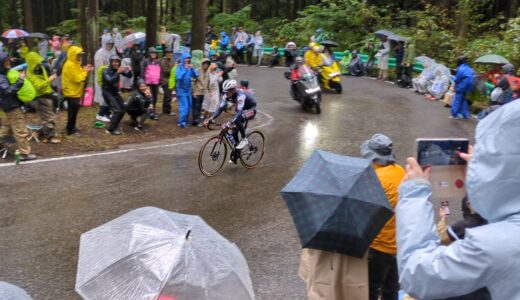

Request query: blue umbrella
[{"left": 281, "top": 150, "right": 393, "bottom": 258}]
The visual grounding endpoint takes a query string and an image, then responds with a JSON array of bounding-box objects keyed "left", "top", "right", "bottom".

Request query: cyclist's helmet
[
  {"left": 222, "top": 79, "right": 238, "bottom": 92},
  {"left": 240, "top": 79, "right": 249, "bottom": 88}
]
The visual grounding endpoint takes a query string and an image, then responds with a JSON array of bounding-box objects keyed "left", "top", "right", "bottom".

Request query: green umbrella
[{"left": 475, "top": 54, "right": 510, "bottom": 65}]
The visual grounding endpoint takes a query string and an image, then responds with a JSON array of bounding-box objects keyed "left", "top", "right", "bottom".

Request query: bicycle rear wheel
[
  {"left": 240, "top": 131, "right": 265, "bottom": 169},
  {"left": 199, "top": 136, "right": 228, "bottom": 177}
]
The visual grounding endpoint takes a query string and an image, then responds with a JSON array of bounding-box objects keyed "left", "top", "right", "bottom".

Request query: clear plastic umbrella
[
  {"left": 123, "top": 32, "right": 146, "bottom": 48},
  {"left": 0, "top": 281, "right": 32, "bottom": 300},
  {"left": 432, "top": 63, "right": 452, "bottom": 77},
  {"left": 415, "top": 55, "right": 435, "bottom": 65},
  {"left": 75, "top": 207, "right": 255, "bottom": 300}
]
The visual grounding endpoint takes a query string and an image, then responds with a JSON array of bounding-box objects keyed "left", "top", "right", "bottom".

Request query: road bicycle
[{"left": 198, "top": 122, "right": 265, "bottom": 177}]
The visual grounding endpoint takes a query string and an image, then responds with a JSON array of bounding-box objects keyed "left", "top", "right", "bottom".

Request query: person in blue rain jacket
[
  {"left": 174, "top": 52, "right": 198, "bottom": 128},
  {"left": 451, "top": 56, "right": 475, "bottom": 119}
]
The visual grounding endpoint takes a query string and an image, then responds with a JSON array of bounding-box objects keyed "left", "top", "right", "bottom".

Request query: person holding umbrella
[{"left": 360, "top": 134, "right": 405, "bottom": 300}]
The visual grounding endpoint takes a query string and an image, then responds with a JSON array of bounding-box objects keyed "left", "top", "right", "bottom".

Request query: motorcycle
[
  {"left": 285, "top": 65, "right": 322, "bottom": 114},
  {"left": 317, "top": 54, "right": 342, "bottom": 94}
]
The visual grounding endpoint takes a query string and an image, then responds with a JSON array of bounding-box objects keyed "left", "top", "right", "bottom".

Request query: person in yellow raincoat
[
  {"left": 360, "top": 133, "right": 405, "bottom": 300},
  {"left": 61, "top": 45, "right": 93, "bottom": 135},
  {"left": 304, "top": 43, "right": 323, "bottom": 69}
]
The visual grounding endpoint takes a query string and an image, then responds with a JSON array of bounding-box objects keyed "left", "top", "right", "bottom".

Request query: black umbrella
[
  {"left": 280, "top": 150, "right": 393, "bottom": 258},
  {"left": 388, "top": 34, "right": 408, "bottom": 42},
  {"left": 320, "top": 40, "right": 339, "bottom": 48},
  {"left": 374, "top": 29, "right": 394, "bottom": 39},
  {"left": 28, "top": 32, "right": 49, "bottom": 39}
]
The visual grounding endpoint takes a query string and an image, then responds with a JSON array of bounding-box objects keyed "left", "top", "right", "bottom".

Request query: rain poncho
[
  {"left": 396, "top": 100, "right": 520, "bottom": 299},
  {"left": 61, "top": 46, "right": 88, "bottom": 98},
  {"left": 340, "top": 50, "right": 352, "bottom": 74},
  {"left": 174, "top": 52, "right": 199, "bottom": 126},
  {"left": 348, "top": 54, "right": 364, "bottom": 77},
  {"left": 412, "top": 62, "right": 436, "bottom": 94},
  {"left": 454, "top": 63, "right": 475, "bottom": 94},
  {"left": 94, "top": 44, "right": 114, "bottom": 105},
  {"left": 25, "top": 52, "right": 53, "bottom": 97}
]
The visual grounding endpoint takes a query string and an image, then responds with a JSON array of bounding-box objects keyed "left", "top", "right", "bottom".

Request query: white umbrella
[
  {"left": 75, "top": 207, "right": 255, "bottom": 300},
  {"left": 123, "top": 32, "right": 146, "bottom": 48},
  {"left": 0, "top": 281, "right": 32, "bottom": 300}
]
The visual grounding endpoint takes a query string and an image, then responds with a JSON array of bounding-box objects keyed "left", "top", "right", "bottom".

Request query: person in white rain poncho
[
  {"left": 94, "top": 38, "right": 115, "bottom": 122},
  {"left": 396, "top": 100, "right": 520, "bottom": 299},
  {"left": 202, "top": 63, "right": 220, "bottom": 120},
  {"left": 412, "top": 61, "right": 435, "bottom": 94},
  {"left": 113, "top": 28, "right": 123, "bottom": 54},
  {"left": 426, "top": 67, "right": 451, "bottom": 100}
]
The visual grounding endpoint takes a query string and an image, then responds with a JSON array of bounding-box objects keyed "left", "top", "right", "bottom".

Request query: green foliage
[
  {"left": 210, "top": 5, "right": 259, "bottom": 35},
  {"left": 127, "top": 16, "right": 146, "bottom": 31}
]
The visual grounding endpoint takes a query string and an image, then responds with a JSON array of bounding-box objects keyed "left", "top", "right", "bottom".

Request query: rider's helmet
[
  {"left": 295, "top": 56, "right": 304, "bottom": 66},
  {"left": 222, "top": 79, "right": 238, "bottom": 92},
  {"left": 312, "top": 46, "right": 321, "bottom": 53},
  {"left": 309, "top": 42, "right": 317, "bottom": 49},
  {"left": 240, "top": 79, "right": 249, "bottom": 88}
]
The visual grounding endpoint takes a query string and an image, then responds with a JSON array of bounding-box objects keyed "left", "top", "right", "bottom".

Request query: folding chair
[{"left": 26, "top": 124, "right": 43, "bottom": 143}]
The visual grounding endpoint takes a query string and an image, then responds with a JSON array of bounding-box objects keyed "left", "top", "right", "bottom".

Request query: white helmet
[{"left": 222, "top": 79, "right": 238, "bottom": 92}]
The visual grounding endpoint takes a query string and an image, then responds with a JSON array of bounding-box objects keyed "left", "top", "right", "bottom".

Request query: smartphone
[
  {"left": 416, "top": 138, "right": 469, "bottom": 199},
  {"left": 417, "top": 138, "right": 469, "bottom": 166},
  {"left": 441, "top": 201, "right": 451, "bottom": 215}
]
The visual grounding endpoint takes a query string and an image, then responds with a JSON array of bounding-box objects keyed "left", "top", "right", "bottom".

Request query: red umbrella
[{"left": 2, "top": 29, "right": 29, "bottom": 39}]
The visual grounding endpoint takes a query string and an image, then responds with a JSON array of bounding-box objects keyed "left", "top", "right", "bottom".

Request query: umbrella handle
[{"left": 186, "top": 230, "right": 191, "bottom": 240}]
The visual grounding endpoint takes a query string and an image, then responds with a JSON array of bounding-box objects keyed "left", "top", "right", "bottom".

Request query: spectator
[
  {"left": 364, "top": 38, "right": 378, "bottom": 75},
  {"left": 254, "top": 31, "right": 264, "bottom": 66},
  {"left": 245, "top": 31, "right": 254, "bottom": 66},
  {"left": 184, "top": 31, "right": 191, "bottom": 48},
  {"left": 120, "top": 58, "right": 134, "bottom": 91},
  {"left": 397, "top": 100, "right": 520, "bottom": 300},
  {"left": 128, "top": 43, "right": 144, "bottom": 88},
  {"left": 348, "top": 50, "right": 365, "bottom": 77},
  {"left": 450, "top": 56, "right": 475, "bottom": 119},
  {"left": 284, "top": 42, "right": 298, "bottom": 67},
  {"left": 220, "top": 32, "right": 229, "bottom": 54},
  {"left": 412, "top": 61, "right": 435, "bottom": 94},
  {"left": 0, "top": 52, "right": 36, "bottom": 161},
  {"left": 160, "top": 26, "right": 168, "bottom": 53},
  {"left": 235, "top": 27, "right": 247, "bottom": 64},
  {"left": 401, "top": 40, "right": 416, "bottom": 88},
  {"left": 49, "top": 35, "right": 61, "bottom": 54},
  {"left": 160, "top": 47, "right": 176, "bottom": 115},
  {"left": 62, "top": 45, "right": 93, "bottom": 136},
  {"left": 191, "top": 59, "right": 210, "bottom": 127},
  {"left": 202, "top": 63, "right": 220, "bottom": 120},
  {"left": 102, "top": 55, "right": 132, "bottom": 135},
  {"left": 230, "top": 27, "right": 238, "bottom": 60},
  {"left": 360, "top": 134, "right": 405, "bottom": 300},
  {"left": 171, "top": 52, "right": 198, "bottom": 128},
  {"left": 143, "top": 47, "right": 161, "bottom": 120},
  {"left": 481, "top": 65, "right": 502, "bottom": 86},
  {"left": 340, "top": 50, "right": 352, "bottom": 75},
  {"left": 394, "top": 41, "right": 405, "bottom": 82},
  {"left": 94, "top": 38, "right": 115, "bottom": 123},
  {"left": 125, "top": 79, "right": 153, "bottom": 131},
  {"left": 205, "top": 26, "right": 218, "bottom": 53},
  {"left": 311, "top": 28, "right": 325, "bottom": 44},
  {"left": 37, "top": 38, "right": 49, "bottom": 61},
  {"left": 113, "top": 28, "right": 124, "bottom": 55},
  {"left": 101, "top": 29, "right": 112, "bottom": 49},
  {"left": 25, "top": 52, "right": 60, "bottom": 144},
  {"left": 268, "top": 46, "right": 281, "bottom": 68},
  {"left": 376, "top": 36, "right": 390, "bottom": 81},
  {"left": 426, "top": 68, "right": 450, "bottom": 101}
]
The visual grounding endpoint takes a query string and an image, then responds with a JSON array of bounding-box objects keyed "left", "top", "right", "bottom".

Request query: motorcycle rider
[{"left": 204, "top": 79, "right": 257, "bottom": 156}]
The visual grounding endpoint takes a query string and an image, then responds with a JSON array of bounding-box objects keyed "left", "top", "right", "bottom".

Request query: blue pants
[
  {"left": 451, "top": 92, "right": 469, "bottom": 118},
  {"left": 177, "top": 94, "right": 192, "bottom": 127}
]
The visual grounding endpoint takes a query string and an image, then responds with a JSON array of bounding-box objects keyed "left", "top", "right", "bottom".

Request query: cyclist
[{"left": 204, "top": 79, "right": 257, "bottom": 152}]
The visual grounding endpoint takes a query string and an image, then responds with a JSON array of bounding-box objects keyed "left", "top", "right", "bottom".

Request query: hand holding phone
[{"left": 441, "top": 201, "right": 451, "bottom": 215}]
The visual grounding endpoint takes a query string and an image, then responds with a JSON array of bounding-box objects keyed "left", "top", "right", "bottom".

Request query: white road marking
[{"left": 0, "top": 110, "right": 274, "bottom": 168}]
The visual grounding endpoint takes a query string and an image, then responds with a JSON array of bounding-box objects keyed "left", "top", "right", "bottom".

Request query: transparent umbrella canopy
[{"left": 75, "top": 207, "right": 255, "bottom": 300}]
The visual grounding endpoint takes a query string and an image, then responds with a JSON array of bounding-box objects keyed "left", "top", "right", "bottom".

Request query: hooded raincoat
[
  {"left": 0, "top": 52, "right": 24, "bottom": 113},
  {"left": 25, "top": 52, "right": 53, "bottom": 97},
  {"left": 61, "top": 46, "right": 88, "bottom": 98},
  {"left": 174, "top": 52, "right": 198, "bottom": 126},
  {"left": 94, "top": 43, "right": 114, "bottom": 105},
  {"left": 396, "top": 100, "right": 520, "bottom": 299},
  {"left": 340, "top": 50, "right": 352, "bottom": 74}
]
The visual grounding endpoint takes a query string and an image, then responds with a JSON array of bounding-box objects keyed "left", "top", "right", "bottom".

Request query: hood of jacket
[
  {"left": 67, "top": 46, "right": 84, "bottom": 65},
  {"left": 0, "top": 51, "right": 9, "bottom": 75},
  {"left": 467, "top": 100, "right": 520, "bottom": 223},
  {"left": 25, "top": 52, "right": 45, "bottom": 74},
  {"left": 180, "top": 52, "right": 192, "bottom": 66}
]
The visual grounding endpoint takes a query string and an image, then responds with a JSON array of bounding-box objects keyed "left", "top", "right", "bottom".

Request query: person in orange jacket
[{"left": 360, "top": 133, "right": 405, "bottom": 300}]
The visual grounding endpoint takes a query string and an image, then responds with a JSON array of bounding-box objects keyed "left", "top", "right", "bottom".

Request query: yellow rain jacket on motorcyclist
[
  {"left": 62, "top": 46, "right": 88, "bottom": 98},
  {"left": 304, "top": 49, "right": 323, "bottom": 69}
]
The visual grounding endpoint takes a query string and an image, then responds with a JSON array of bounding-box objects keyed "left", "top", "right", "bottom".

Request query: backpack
[
  {"left": 97, "top": 65, "right": 108, "bottom": 87},
  {"left": 7, "top": 69, "right": 37, "bottom": 103}
]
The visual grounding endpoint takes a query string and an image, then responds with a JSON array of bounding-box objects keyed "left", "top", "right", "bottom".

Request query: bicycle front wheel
[
  {"left": 199, "top": 136, "right": 228, "bottom": 177},
  {"left": 240, "top": 131, "right": 265, "bottom": 169}
]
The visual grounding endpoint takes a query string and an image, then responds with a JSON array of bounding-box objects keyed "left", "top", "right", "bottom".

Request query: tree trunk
[
  {"left": 223, "top": 0, "right": 232, "bottom": 13},
  {"left": 145, "top": 0, "right": 158, "bottom": 50},
  {"left": 78, "top": 0, "right": 99, "bottom": 65},
  {"left": 23, "top": 0, "right": 33, "bottom": 32},
  {"left": 191, "top": 0, "right": 207, "bottom": 51},
  {"left": 8, "top": 0, "right": 20, "bottom": 27}
]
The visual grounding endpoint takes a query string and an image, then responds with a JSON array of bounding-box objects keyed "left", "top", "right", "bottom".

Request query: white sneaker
[
  {"left": 96, "top": 115, "right": 111, "bottom": 122},
  {"left": 236, "top": 138, "right": 249, "bottom": 150}
]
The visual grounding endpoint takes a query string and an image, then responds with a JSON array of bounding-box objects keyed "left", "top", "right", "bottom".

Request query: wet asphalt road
[{"left": 0, "top": 66, "right": 476, "bottom": 300}]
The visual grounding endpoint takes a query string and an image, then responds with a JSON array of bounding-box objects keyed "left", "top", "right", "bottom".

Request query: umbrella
[
  {"left": 415, "top": 55, "right": 435, "bottom": 65},
  {"left": 320, "top": 40, "right": 339, "bottom": 48},
  {"left": 28, "top": 32, "right": 49, "bottom": 39},
  {"left": 374, "top": 29, "right": 394, "bottom": 39},
  {"left": 475, "top": 54, "right": 510, "bottom": 65},
  {"left": 75, "top": 207, "right": 255, "bottom": 300},
  {"left": 0, "top": 281, "right": 32, "bottom": 300},
  {"left": 280, "top": 150, "right": 393, "bottom": 258},
  {"left": 388, "top": 34, "right": 408, "bottom": 42},
  {"left": 123, "top": 32, "right": 146, "bottom": 48},
  {"left": 2, "top": 29, "right": 29, "bottom": 39}
]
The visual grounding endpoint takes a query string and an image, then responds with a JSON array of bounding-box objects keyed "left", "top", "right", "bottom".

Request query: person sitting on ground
[
  {"left": 396, "top": 100, "right": 520, "bottom": 299},
  {"left": 426, "top": 68, "right": 451, "bottom": 101},
  {"left": 360, "top": 134, "right": 405, "bottom": 300},
  {"left": 348, "top": 50, "right": 365, "bottom": 77},
  {"left": 477, "top": 63, "right": 518, "bottom": 120},
  {"left": 339, "top": 50, "right": 352, "bottom": 75},
  {"left": 102, "top": 55, "right": 133, "bottom": 135},
  {"left": 0, "top": 52, "right": 36, "bottom": 161},
  {"left": 25, "top": 51, "right": 60, "bottom": 144},
  {"left": 412, "top": 61, "right": 435, "bottom": 94},
  {"left": 268, "top": 46, "right": 281, "bottom": 68},
  {"left": 125, "top": 79, "right": 153, "bottom": 132}
]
